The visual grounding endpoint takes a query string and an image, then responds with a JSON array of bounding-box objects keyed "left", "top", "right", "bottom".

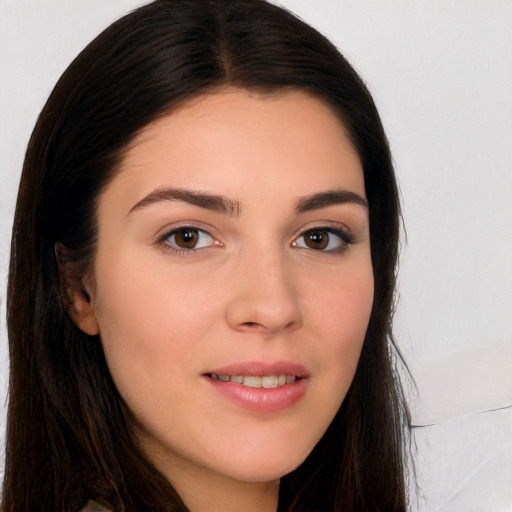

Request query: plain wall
[{"left": 1, "top": 1, "right": 511, "bottom": 510}]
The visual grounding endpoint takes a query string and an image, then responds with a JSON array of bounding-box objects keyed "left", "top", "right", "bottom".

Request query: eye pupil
[
  {"left": 305, "top": 230, "right": 329, "bottom": 250},
  {"left": 175, "top": 229, "right": 199, "bottom": 248}
]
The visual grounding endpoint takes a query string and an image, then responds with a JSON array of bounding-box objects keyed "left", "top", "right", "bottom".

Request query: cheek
[
  {"left": 279, "top": 263, "right": 374, "bottom": 459},
  {"left": 307, "top": 262, "right": 374, "bottom": 388},
  {"left": 308, "top": 260, "right": 374, "bottom": 342},
  {"left": 90, "top": 254, "right": 219, "bottom": 392}
]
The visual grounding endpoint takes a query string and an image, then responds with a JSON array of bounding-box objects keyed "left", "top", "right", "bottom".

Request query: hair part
[{"left": 4, "top": 1, "right": 410, "bottom": 510}]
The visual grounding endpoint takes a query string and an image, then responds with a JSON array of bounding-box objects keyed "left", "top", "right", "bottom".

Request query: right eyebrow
[{"left": 128, "top": 187, "right": 242, "bottom": 217}]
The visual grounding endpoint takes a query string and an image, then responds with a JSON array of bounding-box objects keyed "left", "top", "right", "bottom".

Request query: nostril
[
  {"left": 238, "top": 318, "right": 300, "bottom": 333},
  {"left": 242, "top": 322, "right": 260, "bottom": 329}
]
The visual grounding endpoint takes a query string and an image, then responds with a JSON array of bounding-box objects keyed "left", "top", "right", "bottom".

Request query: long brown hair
[{"left": 3, "top": 1, "right": 410, "bottom": 510}]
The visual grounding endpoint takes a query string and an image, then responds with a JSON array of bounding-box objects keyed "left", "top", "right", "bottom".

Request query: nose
[{"left": 225, "top": 247, "right": 302, "bottom": 335}]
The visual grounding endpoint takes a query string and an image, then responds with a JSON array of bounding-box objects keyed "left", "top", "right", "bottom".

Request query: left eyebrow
[{"left": 295, "top": 189, "right": 368, "bottom": 213}]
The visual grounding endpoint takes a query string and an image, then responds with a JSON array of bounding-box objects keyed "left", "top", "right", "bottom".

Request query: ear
[{"left": 55, "top": 243, "right": 99, "bottom": 336}]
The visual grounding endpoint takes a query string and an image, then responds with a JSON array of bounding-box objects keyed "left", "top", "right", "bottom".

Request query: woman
[{"left": 3, "top": 0, "right": 410, "bottom": 510}]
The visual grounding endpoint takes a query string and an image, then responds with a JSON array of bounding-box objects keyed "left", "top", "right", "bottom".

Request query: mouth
[
  {"left": 203, "top": 362, "right": 309, "bottom": 413},
  {"left": 207, "top": 373, "right": 299, "bottom": 388}
]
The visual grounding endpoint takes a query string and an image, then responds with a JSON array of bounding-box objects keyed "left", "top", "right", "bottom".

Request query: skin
[{"left": 72, "top": 89, "right": 374, "bottom": 512}]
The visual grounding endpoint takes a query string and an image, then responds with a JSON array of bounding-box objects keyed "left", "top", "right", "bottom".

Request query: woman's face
[{"left": 80, "top": 89, "right": 373, "bottom": 490}]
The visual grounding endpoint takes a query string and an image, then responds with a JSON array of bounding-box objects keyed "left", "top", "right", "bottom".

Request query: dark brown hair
[{"left": 3, "top": 1, "right": 410, "bottom": 510}]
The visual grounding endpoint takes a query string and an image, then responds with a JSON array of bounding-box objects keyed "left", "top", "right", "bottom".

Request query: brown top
[{"left": 80, "top": 499, "right": 112, "bottom": 512}]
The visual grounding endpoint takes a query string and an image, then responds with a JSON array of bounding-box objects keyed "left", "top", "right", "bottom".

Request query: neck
[
  {"left": 140, "top": 439, "right": 280, "bottom": 512},
  {"left": 175, "top": 474, "right": 279, "bottom": 512}
]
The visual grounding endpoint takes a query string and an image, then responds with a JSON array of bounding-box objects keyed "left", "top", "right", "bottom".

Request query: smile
[{"left": 208, "top": 374, "right": 297, "bottom": 388}]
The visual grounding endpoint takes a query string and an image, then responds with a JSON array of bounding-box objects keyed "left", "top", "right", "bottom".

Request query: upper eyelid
[
  {"left": 293, "top": 226, "right": 353, "bottom": 244},
  {"left": 153, "top": 221, "right": 220, "bottom": 243},
  {"left": 292, "top": 220, "right": 353, "bottom": 239}
]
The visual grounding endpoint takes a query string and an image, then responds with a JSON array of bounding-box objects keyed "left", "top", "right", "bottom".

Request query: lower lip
[{"left": 204, "top": 377, "right": 308, "bottom": 413}]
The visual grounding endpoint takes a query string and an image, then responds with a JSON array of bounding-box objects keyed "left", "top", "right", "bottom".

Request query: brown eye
[
  {"left": 165, "top": 227, "right": 216, "bottom": 251},
  {"left": 293, "top": 227, "right": 353, "bottom": 253},
  {"left": 304, "top": 229, "right": 329, "bottom": 250},
  {"left": 173, "top": 228, "right": 199, "bottom": 248}
]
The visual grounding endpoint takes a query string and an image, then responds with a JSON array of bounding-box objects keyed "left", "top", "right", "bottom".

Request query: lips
[
  {"left": 206, "top": 361, "right": 309, "bottom": 379},
  {"left": 203, "top": 361, "right": 309, "bottom": 413},
  {"left": 209, "top": 374, "right": 296, "bottom": 388}
]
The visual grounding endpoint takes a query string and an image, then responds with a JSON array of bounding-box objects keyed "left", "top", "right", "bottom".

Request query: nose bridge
[{"left": 225, "top": 240, "right": 302, "bottom": 334}]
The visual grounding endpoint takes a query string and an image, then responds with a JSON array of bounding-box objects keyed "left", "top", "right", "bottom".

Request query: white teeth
[
  {"left": 209, "top": 373, "right": 296, "bottom": 388},
  {"left": 243, "top": 376, "right": 262, "bottom": 388},
  {"left": 261, "top": 375, "right": 278, "bottom": 388}
]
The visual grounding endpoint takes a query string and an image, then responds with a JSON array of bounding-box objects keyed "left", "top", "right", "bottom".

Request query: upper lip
[{"left": 205, "top": 360, "right": 310, "bottom": 378}]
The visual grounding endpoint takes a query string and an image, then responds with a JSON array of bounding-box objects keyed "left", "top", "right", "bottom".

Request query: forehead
[{"left": 102, "top": 88, "right": 365, "bottom": 212}]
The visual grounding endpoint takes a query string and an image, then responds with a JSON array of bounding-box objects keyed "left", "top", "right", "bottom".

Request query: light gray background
[{"left": 1, "top": 1, "right": 511, "bottom": 510}]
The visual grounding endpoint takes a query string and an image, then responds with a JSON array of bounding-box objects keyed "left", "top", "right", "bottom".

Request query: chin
[{"left": 214, "top": 445, "right": 312, "bottom": 484}]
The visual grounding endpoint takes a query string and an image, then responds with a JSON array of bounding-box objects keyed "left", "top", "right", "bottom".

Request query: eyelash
[
  {"left": 156, "top": 225, "right": 220, "bottom": 255},
  {"left": 292, "top": 227, "right": 354, "bottom": 254},
  {"left": 157, "top": 225, "right": 354, "bottom": 255}
]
